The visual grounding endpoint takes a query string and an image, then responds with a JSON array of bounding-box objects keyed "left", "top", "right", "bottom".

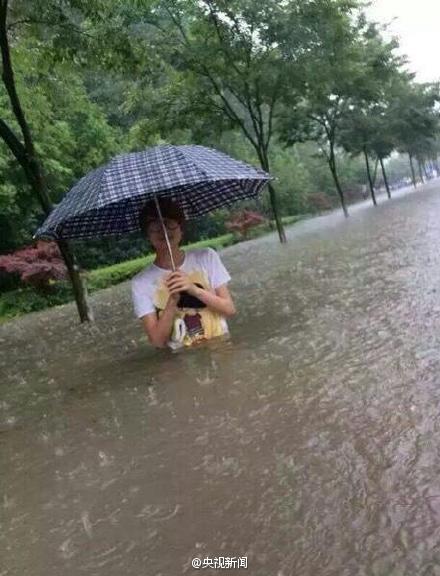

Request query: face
[{"left": 146, "top": 217, "right": 183, "bottom": 250}]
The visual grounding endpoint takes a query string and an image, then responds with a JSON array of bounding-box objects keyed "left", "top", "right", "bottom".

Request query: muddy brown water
[{"left": 2, "top": 183, "right": 440, "bottom": 576}]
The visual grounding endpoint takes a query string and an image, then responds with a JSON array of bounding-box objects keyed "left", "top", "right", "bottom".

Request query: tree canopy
[{"left": 1, "top": 0, "right": 439, "bottom": 260}]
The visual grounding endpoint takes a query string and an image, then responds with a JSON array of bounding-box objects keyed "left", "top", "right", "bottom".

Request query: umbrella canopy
[{"left": 35, "top": 144, "right": 271, "bottom": 241}]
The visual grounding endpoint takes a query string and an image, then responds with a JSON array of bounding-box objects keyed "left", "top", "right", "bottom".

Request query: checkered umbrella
[{"left": 34, "top": 144, "right": 271, "bottom": 242}]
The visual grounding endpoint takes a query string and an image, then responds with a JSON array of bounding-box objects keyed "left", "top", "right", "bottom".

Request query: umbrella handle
[{"left": 153, "top": 194, "right": 176, "bottom": 272}]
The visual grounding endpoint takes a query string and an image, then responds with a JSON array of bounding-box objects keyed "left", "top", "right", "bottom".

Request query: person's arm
[
  {"left": 132, "top": 276, "right": 180, "bottom": 348},
  {"left": 190, "top": 282, "right": 236, "bottom": 316},
  {"left": 141, "top": 293, "right": 179, "bottom": 348},
  {"left": 165, "top": 271, "right": 236, "bottom": 317}
]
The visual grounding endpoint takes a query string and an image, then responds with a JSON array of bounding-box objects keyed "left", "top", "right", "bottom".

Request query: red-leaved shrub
[
  {"left": 0, "top": 241, "right": 67, "bottom": 291},
  {"left": 308, "top": 192, "right": 334, "bottom": 212},
  {"left": 225, "top": 210, "right": 266, "bottom": 238}
]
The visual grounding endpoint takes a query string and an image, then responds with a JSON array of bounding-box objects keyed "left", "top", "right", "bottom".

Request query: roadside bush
[
  {"left": 308, "top": 192, "right": 335, "bottom": 212},
  {"left": 0, "top": 241, "right": 67, "bottom": 292},
  {"left": 225, "top": 210, "right": 266, "bottom": 239},
  {"left": 0, "top": 283, "right": 72, "bottom": 320},
  {"left": 0, "top": 221, "right": 305, "bottom": 322}
]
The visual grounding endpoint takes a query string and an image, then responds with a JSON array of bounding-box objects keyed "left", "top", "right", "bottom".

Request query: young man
[{"left": 131, "top": 198, "right": 236, "bottom": 350}]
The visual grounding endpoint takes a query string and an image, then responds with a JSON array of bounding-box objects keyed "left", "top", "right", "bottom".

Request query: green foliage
[
  {"left": 389, "top": 80, "right": 440, "bottom": 161},
  {"left": 86, "top": 233, "right": 235, "bottom": 289},
  {"left": 0, "top": 217, "right": 309, "bottom": 321},
  {"left": 278, "top": 6, "right": 407, "bottom": 211},
  {"left": 71, "top": 234, "right": 149, "bottom": 269},
  {"left": 0, "top": 29, "right": 124, "bottom": 254},
  {"left": 384, "top": 154, "right": 413, "bottom": 184},
  {"left": 0, "top": 233, "right": 238, "bottom": 320},
  {"left": 0, "top": 282, "right": 72, "bottom": 322},
  {"left": 2, "top": 0, "right": 440, "bottom": 322},
  {"left": 86, "top": 254, "right": 155, "bottom": 290}
]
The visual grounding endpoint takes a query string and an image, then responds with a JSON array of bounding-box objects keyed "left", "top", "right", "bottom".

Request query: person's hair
[{"left": 138, "top": 198, "right": 185, "bottom": 237}]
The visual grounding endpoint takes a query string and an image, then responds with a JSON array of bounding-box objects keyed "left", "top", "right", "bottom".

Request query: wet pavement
[{"left": 2, "top": 182, "right": 440, "bottom": 575}]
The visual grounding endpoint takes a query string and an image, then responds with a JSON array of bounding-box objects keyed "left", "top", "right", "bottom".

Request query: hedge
[{"left": 0, "top": 215, "right": 307, "bottom": 321}]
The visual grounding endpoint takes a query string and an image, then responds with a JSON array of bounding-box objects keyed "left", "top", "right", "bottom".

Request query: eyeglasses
[{"left": 147, "top": 219, "right": 180, "bottom": 233}]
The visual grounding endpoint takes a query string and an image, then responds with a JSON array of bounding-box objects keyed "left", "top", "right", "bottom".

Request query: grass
[{"left": 0, "top": 215, "right": 308, "bottom": 322}]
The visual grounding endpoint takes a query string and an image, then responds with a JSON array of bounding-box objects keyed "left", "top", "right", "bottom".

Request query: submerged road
[{"left": 2, "top": 182, "right": 440, "bottom": 575}]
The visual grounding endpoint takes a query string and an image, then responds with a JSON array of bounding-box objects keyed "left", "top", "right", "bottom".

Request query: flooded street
[{"left": 3, "top": 182, "right": 440, "bottom": 576}]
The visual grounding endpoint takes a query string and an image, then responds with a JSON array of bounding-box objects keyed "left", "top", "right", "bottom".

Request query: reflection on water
[{"left": 3, "top": 183, "right": 440, "bottom": 575}]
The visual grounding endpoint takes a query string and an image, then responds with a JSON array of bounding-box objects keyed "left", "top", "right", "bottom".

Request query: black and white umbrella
[{"left": 35, "top": 144, "right": 271, "bottom": 270}]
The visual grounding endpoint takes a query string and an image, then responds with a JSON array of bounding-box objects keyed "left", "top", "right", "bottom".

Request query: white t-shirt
[{"left": 131, "top": 247, "right": 232, "bottom": 349}]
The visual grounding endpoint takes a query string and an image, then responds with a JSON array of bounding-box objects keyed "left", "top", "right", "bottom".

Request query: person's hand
[
  {"left": 165, "top": 270, "right": 197, "bottom": 297},
  {"left": 167, "top": 290, "right": 181, "bottom": 305},
  {"left": 163, "top": 272, "right": 181, "bottom": 306}
]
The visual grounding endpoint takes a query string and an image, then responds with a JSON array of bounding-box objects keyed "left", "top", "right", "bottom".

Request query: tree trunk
[
  {"left": 372, "top": 158, "right": 379, "bottom": 187},
  {"left": 267, "top": 183, "right": 286, "bottom": 243},
  {"left": 409, "top": 154, "right": 417, "bottom": 188},
  {"left": 0, "top": 0, "right": 92, "bottom": 322},
  {"left": 25, "top": 163, "right": 92, "bottom": 322},
  {"left": 259, "top": 151, "right": 286, "bottom": 243},
  {"left": 422, "top": 162, "right": 429, "bottom": 180},
  {"left": 30, "top": 168, "right": 93, "bottom": 322},
  {"left": 57, "top": 240, "right": 94, "bottom": 322},
  {"left": 363, "top": 148, "right": 377, "bottom": 206},
  {"left": 327, "top": 146, "right": 348, "bottom": 217},
  {"left": 379, "top": 157, "right": 391, "bottom": 199},
  {"left": 417, "top": 159, "right": 425, "bottom": 183}
]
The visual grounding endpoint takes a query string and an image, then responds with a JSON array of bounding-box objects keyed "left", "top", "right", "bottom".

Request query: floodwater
[{"left": 2, "top": 182, "right": 440, "bottom": 576}]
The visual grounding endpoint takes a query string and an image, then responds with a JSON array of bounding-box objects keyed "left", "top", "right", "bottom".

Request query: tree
[
  {"left": 0, "top": 241, "right": 67, "bottom": 291},
  {"left": 280, "top": 9, "right": 403, "bottom": 216},
  {"left": 0, "top": 0, "right": 93, "bottom": 321},
  {"left": 389, "top": 80, "right": 440, "bottom": 188},
  {"left": 367, "top": 107, "right": 396, "bottom": 199},
  {"left": 81, "top": 0, "right": 349, "bottom": 243},
  {"left": 338, "top": 93, "right": 400, "bottom": 203},
  {"left": 128, "top": 0, "right": 302, "bottom": 242},
  {"left": 0, "top": 50, "right": 122, "bottom": 254},
  {"left": 339, "top": 108, "right": 380, "bottom": 205}
]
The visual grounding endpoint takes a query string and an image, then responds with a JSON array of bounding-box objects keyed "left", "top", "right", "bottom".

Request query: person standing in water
[{"left": 131, "top": 199, "right": 236, "bottom": 350}]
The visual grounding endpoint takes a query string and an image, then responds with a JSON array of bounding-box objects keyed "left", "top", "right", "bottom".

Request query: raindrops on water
[{"left": 3, "top": 185, "right": 440, "bottom": 574}]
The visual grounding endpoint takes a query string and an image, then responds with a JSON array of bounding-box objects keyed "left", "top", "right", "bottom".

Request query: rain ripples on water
[{"left": 2, "top": 183, "right": 440, "bottom": 575}]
